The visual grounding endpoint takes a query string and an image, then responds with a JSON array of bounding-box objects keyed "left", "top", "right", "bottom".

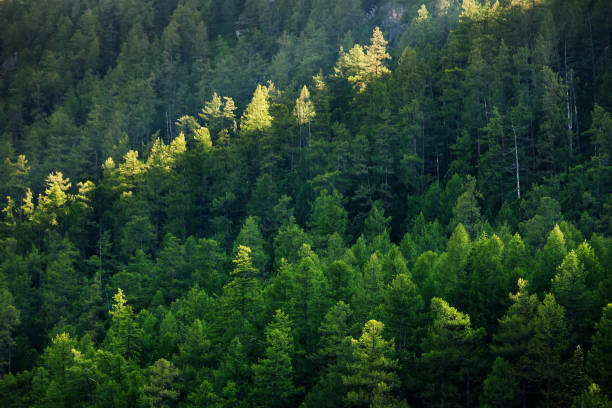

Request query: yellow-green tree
[
  {"left": 344, "top": 319, "right": 401, "bottom": 407},
  {"left": 240, "top": 84, "right": 273, "bottom": 133},
  {"left": 294, "top": 85, "right": 316, "bottom": 144},
  {"left": 335, "top": 27, "right": 391, "bottom": 91}
]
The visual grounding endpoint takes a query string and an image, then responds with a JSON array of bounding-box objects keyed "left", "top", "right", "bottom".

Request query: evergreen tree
[
  {"left": 140, "top": 358, "right": 179, "bottom": 408},
  {"left": 251, "top": 309, "right": 297, "bottom": 408},
  {"left": 533, "top": 224, "right": 567, "bottom": 295},
  {"left": 451, "top": 175, "right": 482, "bottom": 237},
  {"left": 537, "top": 66, "right": 569, "bottom": 176},
  {"left": 335, "top": 27, "right": 391, "bottom": 91},
  {"left": 421, "top": 297, "right": 485, "bottom": 408},
  {"left": 363, "top": 27, "right": 391, "bottom": 78},
  {"left": 562, "top": 346, "right": 591, "bottom": 406},
  {"left": 106, "top": 288, "right": 142, "bottom": 362},
  {"left": 379, "top": 272, "right": 425, "bottom": 394},
  {"left": 0, "top": 288, "right": 20, "bottom": 375},
  {"left": 442, "top": 223, "right": 471, "bottom": 308},
  {"left": 308, "top": 189, "right": 348, "bottom": 248},
  {"left": 492, "top": 278, "right": 539, "bottom": 407},
  {"left": 571, "top": 383, "right": 610, "bottom": 408},
  {"left": 552, "top": 250, "right": 591, "bottom": 348},
  {"left": 528, "top": 293, "right": 569, "bottom": 408},
  {"left": 213, "top": 337, "right": 251, "bottom": 402},
  {"left": 344, "top": 319, "right": 402, "bottom": 408},
  {"left": 479, "top": 357, "right": 518, "bottom": 408},
  {"left": 233, "top": 216, "right": 269, "bottom": 274},
  {"left": 295, "top": 85, "right": 316, "bottom": 144},
  {"left": 241, "top": 84, "right": 273, "bottom": 134},
  {"left": 467, "top": 233, "right": 509, "bottom": 334},
  {"left": 221, "top": 245, "right": 260, "bottom": 345},
  {"left": 587, "top": 304, "right": 612, "bottom": 396},
  {"left": 174, "top": 318, "right": 211, "bottom": 391}
]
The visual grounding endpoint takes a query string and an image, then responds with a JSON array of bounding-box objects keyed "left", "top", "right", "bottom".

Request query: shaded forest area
[{"left": 0, "top": 0, "right": 611, "bottom": 406}]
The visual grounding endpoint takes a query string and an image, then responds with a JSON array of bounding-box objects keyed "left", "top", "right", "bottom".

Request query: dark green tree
[{"left": 251, "top": 309, "right": 297, "bottom": 408}]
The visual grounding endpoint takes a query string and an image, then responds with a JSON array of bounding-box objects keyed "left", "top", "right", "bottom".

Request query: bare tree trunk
[
  {"left": 511, "top": 118, "right": 521, "bottom": 199},
  {"left": 564, "top": 43, "right": 573, "bottom": 159},
  {"left": 572, "top": 77, "right": 580, "bottom": 153},
  {"left": 436, "top": 153, "right": 440, "bottom": 185},
  {"left": 308, "top": 115, "right": 312, "bottom": 144}
]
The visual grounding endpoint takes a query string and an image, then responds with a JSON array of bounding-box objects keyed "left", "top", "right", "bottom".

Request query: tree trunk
[{"left": 511, "top": 118, "right": 521, "bottom": 199}]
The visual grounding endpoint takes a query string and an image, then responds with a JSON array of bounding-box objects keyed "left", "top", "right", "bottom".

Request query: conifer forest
[{"left": 1, "top": 0, "right": 612, "bottom": 407}]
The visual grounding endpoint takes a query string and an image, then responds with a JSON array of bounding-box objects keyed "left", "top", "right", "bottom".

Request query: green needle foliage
[{"left": 0, "top": 2, "right": 611, "bottom": 407}]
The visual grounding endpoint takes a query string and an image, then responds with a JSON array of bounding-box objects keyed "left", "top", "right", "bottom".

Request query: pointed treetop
[
  {"left": 199, "top": 92, "right": 223, "bottom": 122},
  {"left": 417, "top": 4, "right": 430, "bottom": 21},
  {"left": 295, "top": 85, "right": 316, "bottom": 126},
  {"left": 365, "top": 27, "right": 391, "bottom": 77},
  {"left": 241, "top": 84, "right": 273, "bottom": 133},
  {"left": 232, "top": 245, "right": 258, "bottom": 277},
  {"left": 334, "top": 27, "right": 391, "bottom": 90}
]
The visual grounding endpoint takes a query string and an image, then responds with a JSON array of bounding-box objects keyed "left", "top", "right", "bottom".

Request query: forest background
[{"left": 0, "top": 0, "right": 611, "bottom": 407}]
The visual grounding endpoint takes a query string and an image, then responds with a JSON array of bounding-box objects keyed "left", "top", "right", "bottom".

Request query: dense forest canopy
[{"left": 0, "top": 0, "right": 611, "bottom": 407}]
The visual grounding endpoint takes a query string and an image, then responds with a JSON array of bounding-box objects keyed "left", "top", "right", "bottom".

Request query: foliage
[{"left": 0, "top": 2, "right": 611, "bottom": 407}]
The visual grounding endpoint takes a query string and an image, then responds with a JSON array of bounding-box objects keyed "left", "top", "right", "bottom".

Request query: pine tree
[
  {"left": 442, "top": 223, "right": 471, "bottom": 308},
  {"left": 295, "top": 85, "right": 316, "bottom": 144},
  {"left": 186, "top": 380, "right": 222, "bottom": 408},
  {"left": 479, "top": 357, "right": 518, "bottom": 408},
  {"left": 344, "top": 319, "right": 402, "bottom": 408},
  {"left": 241, "top": 84, "right": 273, "bottom": 133},
  {"left": 233, "top": 216, "right": 269, "bottom": 274},
  {"left": 571, "top": 383, "right": 610, "bottom": 408},
  {"left": 479, "top": 107, "right": 508, "bottom": 212},
  {"left": 334, "top": 27, "right": 391, "bottom": 91},
  {"left": 492, "top": 278, "right": 539, "bottom": 407},
  {"left": 363, "top": 200, "right": 391, "bottom": 244},
  {"left": 199, "top": 92, "right": 224, "bottom": 136},
  {"left": 421, "top": 298, "right": 485, "bottom": 408},
  {"left": 380, "top": 273, "right": 425, "bottom": 356},
  {"left": 552, "top": 250, "right": 591, "bottom": 348},
  {"left": 0, "top": 288, "right": 20, "bottom": 375},
  {"left": 40, "top": 237, "right": 81, "bottom": 330},
  {"left": 38, "top": 332, "right": 87, "bottom": 407},
  {"left": 154, "top": 233, "right": 187, "bottom": 303},
  {"left": 316, "top": 301, "right": 353, "bottom": 370},
  {"left": 307, "top": 189, "right": 348, "bottom": 249},
  {"left": 325, "top": 260, "right": 357, "bottom": 304},
  {"left": 175, "top": 319, "right": 212, "bottom": 391},
  {"left": 533, "top": 224, "right": 567, "bottom": 295},
  {"left": 587, "top": 304, "right": 612, "bottom": 396},
  {"left": 537, "top": 66, "right": 569, "bottom": 176},
  {"left": 106, "top": 288, "right": 142, "bottom": 362},
  {"left": 528, "top": 293, "right": 569, "bottom": 408},
  {"left": 222, "top": 245, "right": 260, "bottom": 344},
  {"left": 251, "top": 310, "right": 297, "bottom": 408},
  {"left": 363, "top": 27, "right": 391, "bottom": 78},
  {"left": 562, "top": 346, "right": 591, "bottom": 406},
  {"left": 304, "top": 301, "right": 353, "bottom": 408},
  {"left": 273, "top": 220, "right": 312, "bottom": 269},
  {"left": 213, "top": 337, "right": 251, "bottom": 402},
  {"left": 33, "top": 172, "right": 73, "bottom": 230},
  {"left": 467, "top": 233, "right": 509, "bottom": 334},
  {"left": 290, "top": 246, "right": 330, "bottom": 339},
  {"left": 451, "top": 175, "right": 482, "bottom": 237},
  {"left": 140, "top": 358, "right": 179, "bottom": 408},
  {"left": 379, "top": 273, "right": 425, "bottom": 394}
]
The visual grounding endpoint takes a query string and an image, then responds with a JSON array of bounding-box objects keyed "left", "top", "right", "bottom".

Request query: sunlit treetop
[
  {"left": 334, "top": 27, "right": 391, "bottom": 91},
  {"left": 241, "top": 84, "right": 273, "bottom": 133}
]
